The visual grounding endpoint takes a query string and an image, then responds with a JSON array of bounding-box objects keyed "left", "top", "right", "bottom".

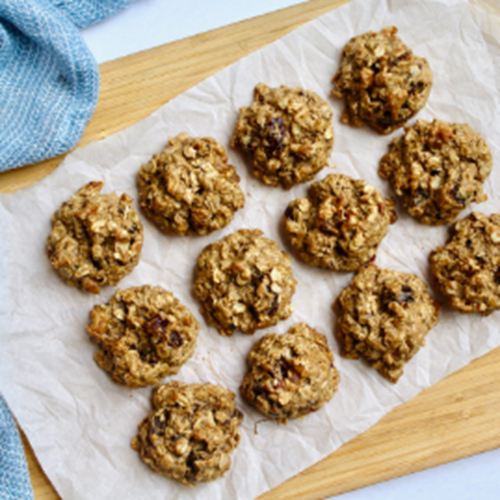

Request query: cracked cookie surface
[
  {"left": 332, "top": 26, "right": 432, "bottom": 134},
  {"left": 284, "top": 173, "right": 397, "bottom": 271},
  {"left": 47, "top": 181, "right": 143, "bottom": 294},
  {"left": 231, "top": 83, "right": 334, "bottom": 189},
  {"left": 138, "top": 133, "right": 245, "bottom": 235},
  {"left": 193, "top": 229, "right": 297, "bottom": 336},
  {"left": 240, "top": 323, "right": 339, "bottom": 422},
  {"left": 132, "top": 382, "right": 243, "bottom": 486},
  {"left": 87, "top": 285, "right": 198, "bottom": 387},
  {"left": 336, "top": 264, "right": 441, "bottom": 383},
  {"left": 430, "top": 213, "right": 500, "bottom": 315},
  {"left": 379, "top": 119, "right": 492, "bottom": 225}
]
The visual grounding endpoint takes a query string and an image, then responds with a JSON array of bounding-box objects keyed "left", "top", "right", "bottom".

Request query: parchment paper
[{"left": 1, "top": 0, "right": 499, "bottom": 498}]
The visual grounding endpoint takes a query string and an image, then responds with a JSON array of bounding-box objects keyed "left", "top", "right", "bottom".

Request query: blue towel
[
  {"left": 0, "top": 395, "right": 34, "bottom": 500},
  {"left": 0, "top": 0, "right": 131, "bottom": 172}
]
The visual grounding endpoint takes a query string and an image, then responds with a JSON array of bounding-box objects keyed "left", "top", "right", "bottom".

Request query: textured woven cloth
[
  {"left": 0, "top": 0, "right": 131, "bottom": 172},
  {"left": 0, "top": 395, "right": 34, "bottom": 500}
]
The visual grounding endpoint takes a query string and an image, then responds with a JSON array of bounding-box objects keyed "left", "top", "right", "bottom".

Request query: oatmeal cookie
[
  {"left": 430, "top": 213, "right": 500, "bottom": 315},
  {"left": 193, "top": 229, "right": 297, "bottom": 336},
  {"left": 47, "top": 181, "right": 143, "bottom": 294},
  {"left": 132, "top": 382, "right": 243, "bottom": 486},
  {"left": 231, "top": 83, "right": 334, "bottom": 189},
  {"left": 87, "top": 285, "right": 198, "bottom": 387},
  {"left": 332, "top": 26, "right": 432, "bottom": 134},
  {"left": 138, "top": 133, "right": 245, "bottom": 235},
  {"left": 240, "top": 323, "right": 339, "bottom": 422},
  {"left": 336, "top": 264, "right": 441, "bottom": 383},
  {"left": 284, "top": 174, "right": 397, "bottom": 271},
  {"left": 379, "top": 119, "right": 492, "bottom": 225}
]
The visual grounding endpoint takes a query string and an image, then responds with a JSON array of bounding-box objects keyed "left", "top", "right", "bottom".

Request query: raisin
[
  {"left": 430, "top": 169, "right": 440, "bottom": 176},
  {"left": 264, "top": 117, "right": 286, "bottom": 157},
  {"left": 168, "top": 331, "right": 183, "bottom": 348},
  {"left": 146, "top": 316, "right": 169, "bottom": 338},
  {"left": 284, "top": 205, "right": 295, "bottom": 220},
  {"left": 450, "top": 184, "right": 466, "bottom": 205}
]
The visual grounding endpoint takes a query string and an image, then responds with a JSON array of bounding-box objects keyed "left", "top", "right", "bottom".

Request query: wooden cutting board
[{"left": 2, "top": 1, "right": 499, "bottom": 498}]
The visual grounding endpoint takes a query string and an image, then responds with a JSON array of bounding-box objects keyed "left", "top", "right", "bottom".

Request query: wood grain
[{"left": 2, "top": 0, "right": 499, "bottom": 498}]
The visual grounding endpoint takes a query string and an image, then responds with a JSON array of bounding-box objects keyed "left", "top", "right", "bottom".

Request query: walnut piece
[
  {"left": 138, "top": 133, "right": 245, "bottom": 235},
  {"left": 332, "top": 26, "right": 432, "bottom": 134},
  {"left": 379, "top": 119, "right": 492, "bottom": 225},
  {"left": 284, "top": 173, "right": 397, "bottom": 271},
  {"left": 430, "top": 213, "right": 500, "bottom": 315},
  {"left": 132, "top": 382, "right": 243, "bottom": 486},
  {"left": 336, "top": 264, "right": 441, "bottom": 383},
  {"left": 87, "top": 285, "right": 198, "bottom": 387},
  {"left": 231, "top": 83, "right": 334, "bottom": 189},
  {"left": 240, "top": 323, "right": 339, "bottom": 422},
  {"left": 193, "top": 229, "right": 297, "bottom": 336},
  {"left": 47, "top": 181, "right": 143, "bottom": 294}
]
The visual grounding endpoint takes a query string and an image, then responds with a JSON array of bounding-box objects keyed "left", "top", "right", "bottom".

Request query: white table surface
[{"left": 81, "top": 1, "right": 500, "bottom": 498}]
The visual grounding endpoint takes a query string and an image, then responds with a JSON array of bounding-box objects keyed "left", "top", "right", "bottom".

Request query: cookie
[
  {"left": 193, "top": 229, "right": 297, "bottom": 336},
  {"left": 132, "top": 382, "right": 243, "bottom": 486},
  {"left": 47, "top": 181, "right": 143, "bottom": 294},
  {"left": 336, "top": 264, "right": 441, "bottom": 383},
  {"left": 87, "top": 285, "right": 198, "bottom": 387},
  {"left": 231, "top": 83, "right": 334, "bottom": 189},
  {"left": 430, "top": 213, "right": 500, "bottom": 315},
  {"left": 138, "top": 133, "right": 245, "bottom": 235},
  {"left": 332, "top": 26, "right": 432, "bottom": 134},
  {"left": 284, "top": 173, "right": 397, "bottom": 271},
  {"left": 240, "top": 323, "right": 339, "bottom": 422},
  {"left": 379, "top": 119, "right": 492, "bottom": 225}
]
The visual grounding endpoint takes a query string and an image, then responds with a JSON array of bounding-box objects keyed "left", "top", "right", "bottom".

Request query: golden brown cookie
[
  {"left": 379, "top": 119, "right": 492, "bottom": 225},
  {"left": 193, "top": 229, "right": 297, "bottom": 336},
  {"left": 332, "top": 26, "right": 432, "bottom": 134},
  {"left": 240, "top": 323, "right": 339, "bottom": 422},
  {"left": 231, "top": 83, "right": 334, "bottom": 189},
  {"left": 430, "top": 213, "right": 500, "bottom": 315},
  {"left": 132, "top": 382, "right": 243, "bottom": 486},
  {"left": 87, "top": 285, "right": 198, "bottom": 387},
  {"left": 336, "top": 264, "right": 441, "bottom": 383},
  {"left": 284, "top": 173, "right": 397, "bottom": 271},
  {"left": 47, "top": 181, "right": 143, "bottom": 294},
  {"left": 138, "top": 133, "right": 245, "bottom": 235}
]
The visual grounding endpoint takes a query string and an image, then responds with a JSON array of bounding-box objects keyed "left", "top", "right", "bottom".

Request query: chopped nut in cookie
[
  {"left": 240, "top": 323, "right": 339, "bottom": 422},
  {"left": 138, "top": 133, "right": 245, "bottom": 235},
  {"left": 46, "top": 181, "right": 143, "bottom": 294},
  {"left": 132, "top": 382, "right": 243, "bottom": 486},
  {"left": 379, "top": 119, "right": 492, "bottom": 225},
  {"left": 332, "top": 26, "right": 432, "bottom": 134},
  {"left": 193, "top": 229, "right": 297, "bottom": 336},
  {"left": 231, "top": 83, "right": 334, "bottom": 189},
  {"left": 336, "top": 264, "right": 441, "bottom": 383},
  {"left": 430, "top": 212, "right": 500, "bottom": 315},
  {"left": 87, "top": 285, "right": 198, "bottom": 387},
  {"left": 284, "top": 173, "right": 397, "bottom": 271}
]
